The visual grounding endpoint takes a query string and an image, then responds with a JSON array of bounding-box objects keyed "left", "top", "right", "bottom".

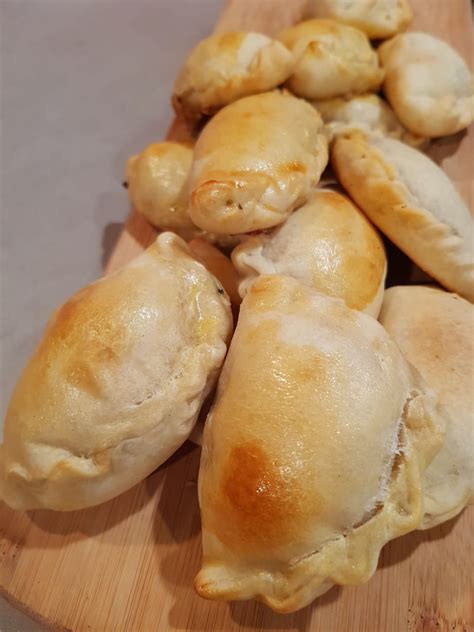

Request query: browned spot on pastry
[
  {"left": 278, "top": 161, "right": 307, "bottom": 174},
  {"left": 97, "top": 346, "right": 118, "bottom": 362},
  {"left": 221, "top": 442, "right": 293, "bottom": 544},
  {"left": 65, "top": 361, "right": 103, "bottom": 398},
  {"left": 52, "top": 288, "right": 92, "bottom": 340},
  {"left": 306, "top": 40, "right": 323, "bottom": 57},
  {"left": 49, "top": 289, "right": 118, "bottom": 349},
  {"left": 35, "top": 280, "right": 130, "bottom": 398},
  {"left": 218, "top": 32, "right": 245, "bottom": 52}
]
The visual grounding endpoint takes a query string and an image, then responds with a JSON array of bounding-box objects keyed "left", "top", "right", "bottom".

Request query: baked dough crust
[
  {"left": 195, "top": 275, "right": 445, "bottom": 612},
  {"left": 314, "top": 94, "right": 425, "bottom": 146},
  {"left": 0, "top": 233, "right": 232, "bottom": 511},
  {"left": 126, "top": 141, "right": 245, "bottom": 250},
  {"left": 189, "top": 238, "right": 241, "bottom": 306},
  {"left": 172, "top": 32, "right": 294, "bottom": 123},
  {"left": 380, "top": 285, "right": 474, "bottom": 529},
  {"left": 379, "top": 33, "right": 474, "bottom": 137},
  {"left": 189, "top": 91, "right": 328, "bottom": 234},
  {"left": 332, "top": 132, "right": 474, "bottom": 302},
  {"left": 231, "top": 188, "right": 387, "bottom": 316},
  {"left": 279, "top": 19, "right": 384, "bottom": 100},
  {"left": 127, "top": 141, "right": 196, "bottom": 237}
]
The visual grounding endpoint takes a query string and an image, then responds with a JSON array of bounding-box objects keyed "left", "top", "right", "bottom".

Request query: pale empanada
[
  {"left": 189, "top": 91, "right": 328, "bottom": 235},
  {"left": 231, "top": 188, "right": 386, "bottom": 316},
  {"left": 379, "top": 33, "right": 474, "bottom": 137},
  {"left": 332, "top": 132, "right": 474, "bottom": 302},
  {"left": 0, "top": 233, "right": 232, "bottom": 511},
  {"left": 278, "top": 19, "right": 384, "bottom": 100},
  {"left": 314, "top": 94, "right": 424, "bottom": 146},
  {"left": 306, "top": 0, "right": 412, "bottom": 39},
  {"left": 379, "top": 285, "right": 474, "bottom": 529},
  {"left": 172, "top": 32, "right": 294, "bottom": 123},
  {"left": 195, "top": 275, "right": 445, "bottom": 612}
]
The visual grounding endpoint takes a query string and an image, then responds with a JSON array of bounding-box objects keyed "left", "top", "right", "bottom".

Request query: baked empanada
[
  {"left": 379, "top": 285, "right": 474, "bottom": 529},
  {"left": 189, "top": 91, "right": 328, "bottom": 235},
  {"left": 189, "top": 238, "right": 241, "bottom": 306},
  {"left": 0, "top": 233, "right": 232, "bottom": 511},
  {"left": 172, "top": 32, "right": 294, "bottom": 123},
  {"left": 379, "top": 33, "right": 474, "bottom": 137},
  {"left": 232, "top": 188, "right": 386, "bottom": 316},
  {"left": 314, "top": 94, "right": 424, "bottom": 146},
  {"left": 126, "top": 141, "right": 243, "bottom": 250},
  {"left": 195, "top": 275, "right": 445, "bottom": 612},
  {"left": 279, "top": 19, "right": 384, "bottom": 100},
  {"left": 332, "top": 132, "right": 474, "bottom": 302},
  {"left": 126, "top": 141, "right": 196, "bottom": 238},
  {"left": 306, "top": 0, "right": 412, "bottom": 40}
]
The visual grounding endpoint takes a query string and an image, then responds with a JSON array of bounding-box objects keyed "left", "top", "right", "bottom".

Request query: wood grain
[{"left": 1, "top": 1, "right": 473, "bottom": 631}]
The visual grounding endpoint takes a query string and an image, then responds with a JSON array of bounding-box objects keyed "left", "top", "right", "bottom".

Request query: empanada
[
  {"left": 172, "top": 32, "right": 294, "bottom": 123},
  {"left": 379, "top": 285, "right": 474, "bottom": 529},
  {"left": 314, "top": 94, "right": 424, "bottom": 146},
  {"left": 0, "top": 233, "right": 232, "bottom": 511},
  {"left": 278, "top": 19, "right": 384, "bottom": 100},
  {"left": 306, "top": 0, "right": 412, "bottom": 39},
  {"left": 379, "top": 33, "right": 474, "bottom": 137},
  {"left": 231, "top": 188, "right": 386, "bottom": 316},
  {"left": 189, "top": 91, "right": 328, "bottom": 234},
  {"left": 126, "top": 141, "right": 196, "bottom": 238},
  {"left": 126, "top": 141, "right": 243, "bottom": 250},
  {"left": 332, "top": 132, "right": 474, "bottom": 302},
  {"left": 189, "top": 238, "right": 241, "bottom": 306},
  {"left": 195, "top": 275, "right": 445, "bottom": 612}
]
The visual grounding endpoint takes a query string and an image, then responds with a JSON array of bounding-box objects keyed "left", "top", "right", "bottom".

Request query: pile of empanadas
[{"left": 1, "top": 0, "right": 473, "bottom": 614}]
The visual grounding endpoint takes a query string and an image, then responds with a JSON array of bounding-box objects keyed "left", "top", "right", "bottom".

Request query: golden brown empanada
[
  {"left": 332, "top": 132, "right": 474, "bottom": 302},
  {"left": 231, "top": 188, "right": 386, "bottom": 316},
  {"left": 126, "top": 141, "right": 196, "bottom": 238},
  {"left": 172, "top": 32, "right": 294, "bottom": 123},
  {"left": 279, "top": 19, "right": 384, "bottom": 100},
  {"left": 0, "top": 233, "right": 232, "bottom": 511},
  {"left": 126, "top": 141, "right": 244, "bottom": 250},
  {"left": 195, "top": 275, "right": 445, "bottom": 612},
  {"left": 189, "top": 91, "right": 328, "bottom": 235}
]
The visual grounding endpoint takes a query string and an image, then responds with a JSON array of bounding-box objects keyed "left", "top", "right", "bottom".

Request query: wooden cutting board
[{"left": 1, "top": 1, "right": 473, "bottom": 630}]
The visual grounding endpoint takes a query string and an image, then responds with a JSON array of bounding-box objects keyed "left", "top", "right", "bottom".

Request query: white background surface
[{"left": 0, "top": 0, "right": 221, "bottom": 628}]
